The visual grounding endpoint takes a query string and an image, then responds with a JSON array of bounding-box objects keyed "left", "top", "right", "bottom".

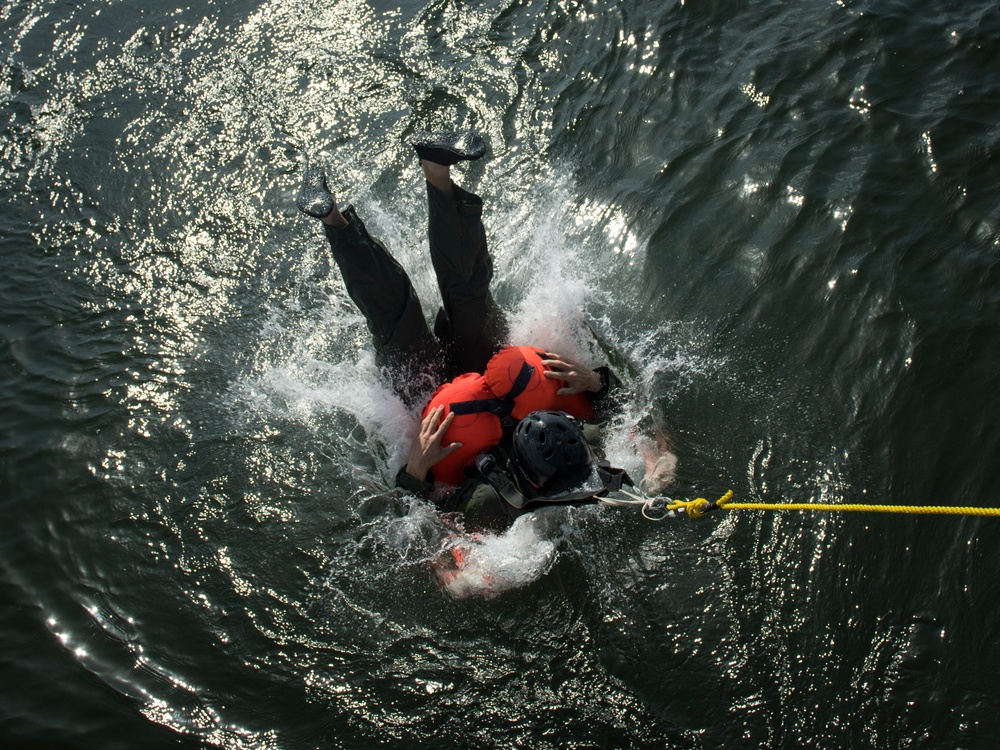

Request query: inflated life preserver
[
  {"left": 421, "top": 373, "right": 504, "bottom": 486},
  {"left": 485, "top": 346, "right": 593, "bottom": 421},
  {"left": 421, "top": 345, "right": 596, "bottom": 486}
]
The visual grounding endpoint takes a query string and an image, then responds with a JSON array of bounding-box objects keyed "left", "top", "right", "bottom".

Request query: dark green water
[{"left": 3, "top": 0, "right": 1000, "bottom": 747}]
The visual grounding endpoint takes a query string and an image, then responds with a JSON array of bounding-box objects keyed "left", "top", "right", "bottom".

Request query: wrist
[
  {"left": 591, "top": 367, "right": 610, "bottom": 395},
  {"left": 404, "top": 462, "right": 428, "bottom": 482},
  {"left": 587, "top": 370, "right": 602, "bottom": 392}
]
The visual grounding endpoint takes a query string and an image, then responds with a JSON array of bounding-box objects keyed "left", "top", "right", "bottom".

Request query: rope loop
[{"left": 641, "top": 497, "right": 669, "bottom": 522}]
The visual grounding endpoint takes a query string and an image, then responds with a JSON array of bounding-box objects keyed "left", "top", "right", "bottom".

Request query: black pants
[{"left": 323, "top": 182, "right": 508, "bottom": 400}]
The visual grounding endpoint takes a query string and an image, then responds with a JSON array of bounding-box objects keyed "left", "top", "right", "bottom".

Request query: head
[{"left": 512, "top": 411, "right": 593, "bottom": 493}]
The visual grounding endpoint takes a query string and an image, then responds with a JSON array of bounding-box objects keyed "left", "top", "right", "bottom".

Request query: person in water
[{"left": 297, "top": 130, "right": 657, "bottom": 532}]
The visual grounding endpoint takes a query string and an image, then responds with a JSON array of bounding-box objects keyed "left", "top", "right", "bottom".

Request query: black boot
[
  {"left": 296, "top": 167, "right": 335, "bottom": 219},
  {"left": 411, "top": 130, "right": 486, "bottom": 166}
]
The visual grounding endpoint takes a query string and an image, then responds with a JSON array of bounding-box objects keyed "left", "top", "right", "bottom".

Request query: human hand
[
  {"left": 541, "top": 353, "right": 602, "bottom": 395},
  {"left": 638, "top": 453, "right": 678, "bottom": 495},
  {"left": 404, "top": 405, "right": 462, "bottom": 482},
  {"left": 632, "top": 431, "right": 677, "bottom": 495}
]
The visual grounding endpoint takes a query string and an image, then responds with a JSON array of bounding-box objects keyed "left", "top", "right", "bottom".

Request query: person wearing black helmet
[
  {"left": 514, "top": 410, "right": 594, "bottom": 493},
  {"left": 443, "top": 408, "right": 638, "bottom": 532},
  {"left": 298, "top": 129, "right": 667, "bottom": 532},
  {"left": 399, "top": 372, "right": 638, "bottom": 533},
  {"left": 395, "top": 337, "right": 636, "bottom": 532}
]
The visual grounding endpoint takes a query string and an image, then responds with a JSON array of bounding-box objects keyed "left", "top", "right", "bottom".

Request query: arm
[
  {"left": 545, "top": 353, "right": 675, "bottom": 493},
  {"left": 542, "top": 352, "right": 623, "bottom": 419}
]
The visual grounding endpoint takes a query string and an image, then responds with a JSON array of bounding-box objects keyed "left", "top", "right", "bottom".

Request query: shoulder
[
  {"left": 579, "top": 420, "right": 604, "bottom": 447},
  {"left": 454, "top": 473, "right": 515, "bottom": 534},
  {"left": 454, "top": 474, "right": 501, "bottom": 507}
]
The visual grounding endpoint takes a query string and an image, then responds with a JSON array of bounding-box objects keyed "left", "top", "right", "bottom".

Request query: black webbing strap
[
  {"left": 596, "top": 461, "right": 634, "bottom": 492},
  {"left": 475, "top": 454, "right": 531, "bottom": 509},
  {"left": 475, "top": 453, "right": 630, "bottom": 511},
  {"left": 448, "top": 361, "right": 534, "bottom": 419}
]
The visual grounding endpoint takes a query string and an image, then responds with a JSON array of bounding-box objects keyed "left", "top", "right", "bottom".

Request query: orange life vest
[
  {"left": 485, "top": 345, "right": 594, "bottom": 421},
  {"left": 421, "top": 373, "right": 504, "bottom": 486},
  {"left": 420, "top": 345, "right": 596, "bottom": 486}
]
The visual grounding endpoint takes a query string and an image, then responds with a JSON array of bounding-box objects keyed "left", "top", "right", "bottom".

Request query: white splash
[{"left": 432, "top": 510, "right": 567, "bottom": 599}]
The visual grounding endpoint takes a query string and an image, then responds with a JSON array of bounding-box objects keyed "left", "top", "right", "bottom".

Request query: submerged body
[
  {"left": 298, "top": 130, "right": 667, "bottom": 534},
  {"left": 400, "top": 380, "right": 626, "bottom": 533}
]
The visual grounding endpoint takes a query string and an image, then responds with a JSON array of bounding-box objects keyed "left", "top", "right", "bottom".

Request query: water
[{"left": 3, "top": 0, "right": 1000, "bottom": 747}]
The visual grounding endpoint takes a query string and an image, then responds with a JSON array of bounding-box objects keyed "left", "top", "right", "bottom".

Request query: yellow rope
[
  {"left": 662, "top": 494, "right": 723, "bottom": 518},
  {"left": 706, "top": 491, "right": 1000, "bottom": 517}
]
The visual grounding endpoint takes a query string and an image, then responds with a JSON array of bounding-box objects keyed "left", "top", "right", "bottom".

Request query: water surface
[{"left": 3, "top": 0, "right": 1000, "bottom": 747}]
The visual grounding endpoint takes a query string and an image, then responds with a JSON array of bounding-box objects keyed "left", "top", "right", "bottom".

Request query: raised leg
[
  {"left": 298, "top": 168, "right": 440, "bottom": 399},
  {"left": 412, "top": 132, "right": 508, "bottom": 375}
]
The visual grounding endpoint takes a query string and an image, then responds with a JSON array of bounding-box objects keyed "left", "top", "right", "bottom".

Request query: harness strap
[
  {"left": 596, "top": 462, "right": 633, "bottom": 492},
  {"left": 449, "top": 361, "right": 534, "bottom": 419},
  {"left": 475, "top": 454, "right": 630, "bottom": 511},
  {"left": 475, "top": 454, "right": 531, "bottom": 509}
]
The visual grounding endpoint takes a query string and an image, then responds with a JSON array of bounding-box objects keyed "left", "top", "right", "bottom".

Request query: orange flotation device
[
  {"left": 421, "top": 346, "right": 596, "bottom": 485},
  {"left": 421, "top": 373, "right": 504, "bottom": 486},
  {"left": 485, "top": 346, "right": 593, "bottom": 421}
]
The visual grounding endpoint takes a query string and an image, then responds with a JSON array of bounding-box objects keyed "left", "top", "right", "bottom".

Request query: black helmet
[{"left": 512, "top": 411, "right": 593, "bottom": 492}]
